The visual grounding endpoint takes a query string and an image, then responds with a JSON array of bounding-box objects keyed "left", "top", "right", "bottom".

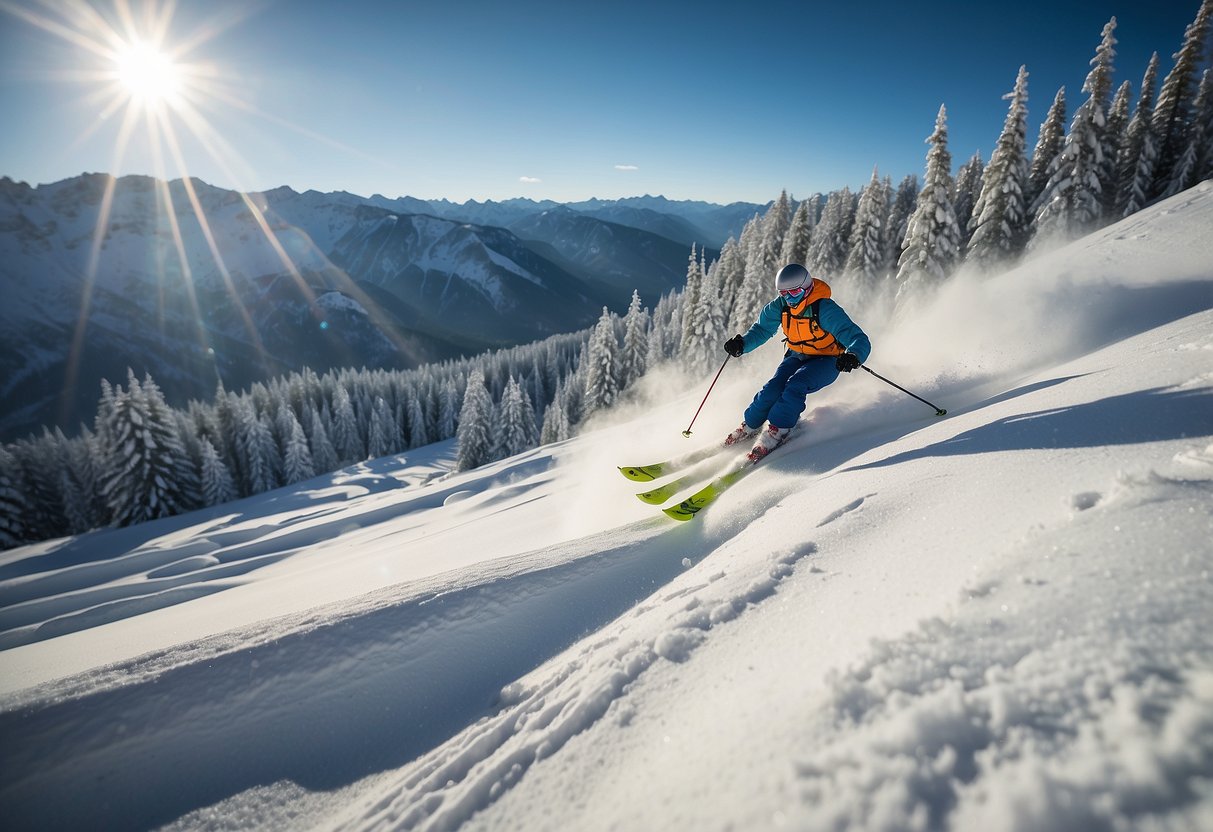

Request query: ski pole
[
  {"left": 861, "top": 365, "right": 947, "bottom": 416},
  {"left": 682, "top": 356, "right": 730, "bottom": 437}
]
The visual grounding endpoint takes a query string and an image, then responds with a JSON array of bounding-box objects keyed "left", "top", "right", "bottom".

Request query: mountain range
[{"left": 0, "top": 174, "right": 752, "bottom": 441}]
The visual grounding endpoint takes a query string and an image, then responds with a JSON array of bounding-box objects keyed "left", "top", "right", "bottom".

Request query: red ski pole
[{"left": 682, "top": 356, "right": 730, "bottom": 437}]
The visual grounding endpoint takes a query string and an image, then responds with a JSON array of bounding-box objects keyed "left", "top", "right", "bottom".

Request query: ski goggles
[{"left": 779, "top": 287, "right": 806, "bottom": 301}]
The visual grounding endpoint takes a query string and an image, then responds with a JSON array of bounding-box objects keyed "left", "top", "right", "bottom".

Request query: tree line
[{"left": 1, "top": 4, "right": 1209, "bottom": 549}]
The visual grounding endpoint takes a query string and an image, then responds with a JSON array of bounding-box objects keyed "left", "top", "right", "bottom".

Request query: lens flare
[{"left": 113, "top": 39, "right": 181, "bottom": 106}]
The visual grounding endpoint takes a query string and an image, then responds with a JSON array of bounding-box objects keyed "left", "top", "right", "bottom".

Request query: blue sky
[{"left": 0, "top": 0, "right": 1204, "bottom": 204}]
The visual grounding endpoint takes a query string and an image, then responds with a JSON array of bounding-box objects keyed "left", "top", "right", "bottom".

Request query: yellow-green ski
[
  {"left": 618, "top": 442, "right": 733, "bottom": 483},
  {"left": 635, "top": 474, "right": 698, "bottom": 505},
  {"left": 662, "top": 466, "right": 751, "bottom": 521}
]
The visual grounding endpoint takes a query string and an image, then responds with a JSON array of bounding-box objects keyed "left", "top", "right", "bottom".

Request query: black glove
[
  {"left": 724, "top": 335, "right": 745, "bottom": 357},
  {"left": 835, "top": 353, "right": 860, "bottom": 373}
]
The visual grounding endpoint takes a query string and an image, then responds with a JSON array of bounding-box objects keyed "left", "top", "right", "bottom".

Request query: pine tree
[
  {"left": 1102, "top": 80, "right": 1132, "bottom": 214},
  {"left": 306, "top": 405, "right": 339, "bottom": 473},
  {"left": 1028, "top": 87, "right": 1068, "bottom": 210},
  {"left": 1152, "top": 0, "right": 1213, "bottom": 197},
  {"left": 455, "top": 369, "right": 494, "bottom": 472},
  {"left": 367, "top": 397, "right": 397, "bottom": 459},
  {"left": 952, "top": 151, "right": 985, "bottom": 247},
  {"left": 844, "top": 169, "right": 891, "bottom": 299},
  {"left": 583, "top": 307, "right": 620, "bottom": 415},
  {"left": 969, "top": 65, "right": 1032, "bottom": 267},
  {"left": 710, "top": 238, "right": 745, "bottom": 333},
  {"left": 539, "top": 395, "right": 570, "bottom": 444},
  {"left": 199, "top": 438, "right": 238, "bottom": 507},
  {"left": 407, "top": 394, "right": 430, "bottom": 448},
  {"left": 781, "top": 199, "right": 814, "bottom": 267},
  {"left": 1034, "top": 18, "right": 1118, "bottom": 244},
  {"left": 330, "top": 384, "right": 363, "bottom": 464},
  {"left": 97, "top": 371, "right": 199, "bottom": 526},
  {"left": 807, "top": 188, "right": 857, "bottom": 276},
  {"left": 0, "top": 446, "right": 30, "bottom": 549},
  {"left": 494, "top": 377, "right": 533, "bottom": 459},
  {"left": 619, "top": 289, "right": 650, "bottom": 389},
  {"left": 438, "top": 378, "right": 460, "bottom": 440},
  {"left": 1163, "top": 68, "right": 1213, "bottom": 197},
  {"left": 884, "top": 176, "right": 919, "bottom": 272},
  {"left": 896, "top": 105, "right": 961, "bottom": 303},
  {"left": 1194, "top": 70, "right": 1213, "bottom": 181},
  {"left": 282, "top": 410, "right": 316, "bottom": 484},
  {"left": 1117, "top": 54, "right": 1161, "bottom": 217},
  {"left": 239, "top": 403, "right": 282, "bottom": 495}
]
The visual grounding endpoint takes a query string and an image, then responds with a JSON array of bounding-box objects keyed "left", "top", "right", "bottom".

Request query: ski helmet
[{"left": 775, "top": 263, "right": 811, "bottom": 294}]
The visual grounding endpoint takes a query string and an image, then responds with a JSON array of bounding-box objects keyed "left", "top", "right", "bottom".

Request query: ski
[
  {"left": 661, "top": 430, "right": 795, "bottom": 521},
  {"left": 661, "top": 465, "right": 751, "bottom": 520},
  {"left": 634, "top": 473, "right": 700, "bottom": 505},
  {"left": 618, "top": 441, "right": 736, "bottom": 483}
]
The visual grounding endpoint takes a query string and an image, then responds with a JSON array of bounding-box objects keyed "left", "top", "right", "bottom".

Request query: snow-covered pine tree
[
  {"left": 1101, "top": 80, "right": 1132, "bottom": 215},
  {"left": 306, "top": 404, "right": 339, "bottom": 473},
  {"left": 438, "top": 378, "right": 460, "bottom": 440},
  {"left": 1163, "top": 68, "right": 1213, "bottom": 197},
  {"left": 583, "top": 307, "right": 620, "bottom": 415},
  {"left": 367, "top": 397, "right": 397, "bottom": 459},
  {"left": 1194, "top": 70, "right": 1213, "bottom": 182},
  {"left": 54, "top": 429, "right": 92, "bottom": 535},
  {"left": 619, "top": 289, "right": 650, "bottom": 389},
  {"left": 539, "top": 391, "right": 570, "bottom": 444},
  {"left": 282, "top": 410, "right": 316, "bottom": 484},
  {"left": 199, "top": 438, "right": 238, "bottom": 507},
  {"left": 896, "top": 105, "right": 961, "bottom": 304},
  {"left": 1117, "top": 54, "right": 1161, "bottom": 217},
  {"left": 969, "top": 65, "right": 1032, "bottom": 267},
  {"left": 6, "top": 434, "right": 64, "bottom": 542},
  {"left": 494, "top": 377, "right": 533, "bottom": 460},
  {"left": 1034, "top": 18, "right": 1118, "bottom": 245},
  {"left": 455, "top": 369, "right": 494, "bottom": 472},
  {"left": 732, "top": 213, "right": 781, "bottom": 335},
  {"left": 97, "top": 371, "right": 199, "bottom": 527},
  {"left": 709, "top": 238, "right": 744, "bottom": 333},
  {"left": 1028, "top": 87, "right": 1068, "bottom": 211},
  {"left": 238, "top": 401, "right": 282, "bottom": 496},
  {"left": 952, "top": 151, "right": 985, "bottom": 247},
  {"left": 330, "top": 384, "right": 363, "bottom": 465},
  {"left": 884, "top": 176, "right": 919, "bottom": 273},
  {"left": 407, "top": 394, "right": 430, "bottom": 449},
  {"left": 0, "top": 446, "right": 30, "bottom": 549},
  {"left": 844, "top": 169, "right": 890, "bottom": 301},
  {"left": 1151, "top": 0, "right": 1212, "bottom": 198},
  {"left": 807, "top": 188, "right": 857, "bottom": 277},
  {"left": 759, "top": 191, "right": 792, "bottom": 274},
  {"left": 681, "top": 246, "right": 726, "bottom": 374},
  {"left": 780, "top": 198, "right": 814, "bottom": 267}
]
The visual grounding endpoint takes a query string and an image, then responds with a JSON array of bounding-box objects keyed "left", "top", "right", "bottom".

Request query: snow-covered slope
[{"left": 1, "top": 185, "right": 1211, "bottom": 831}]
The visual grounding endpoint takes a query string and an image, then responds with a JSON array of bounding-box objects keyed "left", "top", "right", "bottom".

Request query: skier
[{"left": 722, "top": 263, "right": 871, "bottom": 461}]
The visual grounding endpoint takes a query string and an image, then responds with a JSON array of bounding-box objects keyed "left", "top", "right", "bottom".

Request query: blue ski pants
[{"left": 744, "top": 352, "right": 840, "bottom": 430}]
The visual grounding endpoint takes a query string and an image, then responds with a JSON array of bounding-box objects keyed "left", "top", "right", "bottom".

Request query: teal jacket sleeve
[
  {"left": 739, "top": 298, "right": 785, "bottom": 354},
  {"left": 818, "top": 299, "right": 871, "bottom": 364},
  {"left": 739, "top": 296, "right": 872, "bottom": 363}
]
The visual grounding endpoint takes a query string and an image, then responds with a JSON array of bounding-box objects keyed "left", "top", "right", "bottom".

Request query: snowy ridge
[{"left": 1, "top": 185, "right": 1212, "bottom": 830}]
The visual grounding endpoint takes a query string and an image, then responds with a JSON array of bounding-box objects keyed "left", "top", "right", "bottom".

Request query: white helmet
[{"left": 775, "top": 263, "right": 811, "bottom": 293}]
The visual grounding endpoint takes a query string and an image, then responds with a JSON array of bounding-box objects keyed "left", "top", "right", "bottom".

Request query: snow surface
[{"left": 1, "top": 185, "right": 1212, "bottom": 831}]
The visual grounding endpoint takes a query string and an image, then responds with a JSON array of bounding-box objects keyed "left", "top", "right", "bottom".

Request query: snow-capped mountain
[
  {"left": 507, "top": 206, "right": 719, "bottom": 297},
  {"left": 0, "top": 174, "right": 711, "bottom": 442},
  {"left": 0, "top": 184, "right": 1210, "bottom": 831}
]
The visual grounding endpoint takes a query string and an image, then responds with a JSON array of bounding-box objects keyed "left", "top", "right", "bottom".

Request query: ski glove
[
  {"left": 724, "top": 335, "right": 745, "bottom": 357},
  {"left": 835, "top": 353, "right": 861, "bottom": 373}
]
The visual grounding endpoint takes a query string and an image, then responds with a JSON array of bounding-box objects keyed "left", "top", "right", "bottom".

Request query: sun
[{"left": 113, "top": 39, "right": 182, "bottom": 108}]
